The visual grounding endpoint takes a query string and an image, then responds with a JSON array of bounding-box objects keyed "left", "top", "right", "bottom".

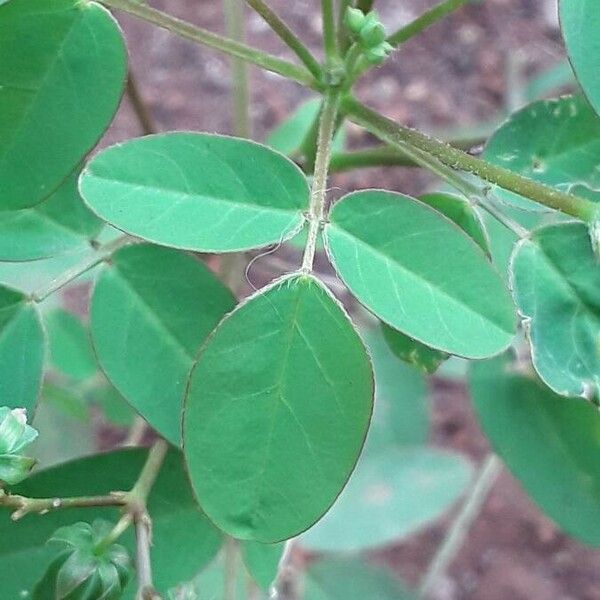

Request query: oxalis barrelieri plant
[{"left": 1, "top": 0, "right": 599, "bottom": 598}]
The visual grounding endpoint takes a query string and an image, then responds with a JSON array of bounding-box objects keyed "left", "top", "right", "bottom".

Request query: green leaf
[
  {"left": 0, "top": 449, "right": 223, "bottom": 598},
  {"left": 469, "top": 353, "right": 600, "bottom": 546},
  {"left": 0, "top": 0, "right": 127, "bottom": 210},
  {"left": 510, "top": 222, "right": 600, "bottom": 397},
  {"left": 184, "top": 274, "right": 373, "bottom": 543},
  {"left": 324, "top": 190, "right": 515, "bottom": 358},
  {"left": 300, "top": 447, "right": 471, "bottom": 553},
  {"left": 241, "top": 541, "right": 284, "bottom": 591},
  {"left": 560, "top": 1, "right": 600, "bottom": 116},
  {"left": 80, "top": 133, "right": 309, "bottom": 253},
  {"left": 265, "top": 98, "right": 346, "bottom": 157},
  {"left": 361, "top": 327, "right": 428, "bottom": 455},
  {"left": 0, "top": 286, "right": 45, "bottom": 413},
  {"left": 302, "top": 559, "right": 415, "bottom": 600},
  {"left": 381, "top": 322, "right": 448, "bottom": 375},
  {"left": 483, "top": 96, "right": 600, "bottom": 210},
  {"left": 91, "top": 244, "right": 236, "bottom": 445},
  {"left": 418, "top": 192, "right": 489, "bottom": 254},
  {"left": 46, "top": 310, "right": 96, "bottom": 382},
  {"left": 0, "top": 171, "right": 102, "bottom": 262}
]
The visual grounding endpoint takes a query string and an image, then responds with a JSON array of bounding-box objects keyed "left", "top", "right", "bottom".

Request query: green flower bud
[
  {"left": 33, "top": 521, "right": 132, "bottom": 600},
  {"left": 0, "top": 407, "right": 37, "bottom": 485},
  {"left": 344, "top": 7, "right": 366, "bottom": 34},
  {"left": 359, "top": 21, "right": 386, "bottom": 48},
  {"left": 364, "top": 41, "right": 393, "bottom": 65}
]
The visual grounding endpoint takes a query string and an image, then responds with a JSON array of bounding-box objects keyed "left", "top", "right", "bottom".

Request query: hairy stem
[
  {"left": 100, "top": 0, "right": 317, "bottom": 88},
  {"left": 224, "top": 0, "right": 251, "bottom": 139},
  {"left": 321, "top": 0, "right": 339, "bottom": 63},
  {"left": 342, "top": 97, "right": 597, "bottom": 221},
  {"left": 302, "top": 88, "right": 341, "bottom": 272},
  {"left": 31, "top": 236, "right": 133, "bottom": 303},
  {"left": 126, "top": 71, "right": 157, "bottom": 135},
  {"left": 135, "top": 512, "right": 161, "bottom": 599},
  {"left": 245, "top": 0, "right": 322, "bottom": 80},
  {"left": 418, "top": 455, "right": 502, "bottom": 599}
]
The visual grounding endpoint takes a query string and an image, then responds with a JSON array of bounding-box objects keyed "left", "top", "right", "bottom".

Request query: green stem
[
  {"left": 337, "top": 0, "right": 353, "bottom": 54},
  {"left": 126, "top": 71, "right": 157, "bottom": 135},
  {"left": 321, "top": 0, "right": 339, "bottom": 63},
  {"left": 31, "top": 236, "right": 133, "bottom": 303},
  {"left": 302, "top": 88, "right": 341, "bottom": 272},
  {"left": 100, "top": 0, "right": 317, "bottom": 89},
  {"left": 330, "top": 146, "right": 416, "bottom": 171},
  {"left": 127, "top": 441, "right": 169, "bottom": 507},
  {"left": 477, "top": 196, "right": 529, "bottom": 238},
  {"left": 223, "top": 537, "right": 239, "bottom": 600},
  {"left": 224, "top": 0, "right": 251, "bottom": 139},
  {"left": 135, "top": 512, "right": 161, "bottom": 599},
  {"left": 418, "top": 455, "right": 502, "bottom": 599},
  {"left": 94, "top": 513, "right": 133, "bottom": 555},
  {"left": 244, "top": 0, "right": 322, "bottom": 80},
  {"left": 388, "top": 0, "right": 470, "bottom": 47},
  {"left": 342, "top": 96, "right": 597, "bottom": 221}
]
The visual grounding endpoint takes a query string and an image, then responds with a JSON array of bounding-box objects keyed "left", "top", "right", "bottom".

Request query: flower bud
[
  {"left": 344, "top": 7, "right": 366, "bottom": 34},
  {"left": 359, "top": 21, "right": 387, "bottom": 48},
  {"left": 365, "top": 41, "right": 393, "bottom": 65},
  {"left": 32, "top": 521, "right": 132, "bottom": 600},
  {"left": 0, "top": 407, "right": 37, "bottom": 485}
]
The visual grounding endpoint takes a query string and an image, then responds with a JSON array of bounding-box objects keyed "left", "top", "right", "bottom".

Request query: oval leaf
[
  {"left": 184, "top": 274, "right": 374, "bottom": 543},
  {"left": 470, "top": 353, "right": 600, "bottom": 546},
  {"left": 242, "top": 541, "right": 284, "bottom": 591},
  {"left": 0, "top": 0, "right": 127, "bottom": 210},
  {"left": 91, "top": 244, "right": 236, "bottom": 444},
  {"left": 483, "top": 96, "right": 600, "bottom": 210},
  {"left": 80, "top": 133, "right": 309, "bottom": 252},
  {"left": 511, "top": 222, "right": 600, "bottom": 397},
  {"left": 0, "top": 449, "right": 223, "bottom": 598},
  {"left": 0, "top": 171, "right": 102, "bottom": 262},
  {"left": 324, "top": 190, "right": 515, "bottom": 358},
  {"left": 560, "top": 0, "right": 600, "bottom": 116},
  {"left": 0, "top": 285, "right": 45, "bottom": 413}
]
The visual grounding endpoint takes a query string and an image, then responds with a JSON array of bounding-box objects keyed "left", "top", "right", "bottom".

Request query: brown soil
[{"left": 101, "top": 1, "right": 600, "bottom": 598}]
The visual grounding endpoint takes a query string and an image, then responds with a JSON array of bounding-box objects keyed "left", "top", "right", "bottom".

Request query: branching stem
[{"left": 321, "top": 0, "right": 339, "bottom": 63}]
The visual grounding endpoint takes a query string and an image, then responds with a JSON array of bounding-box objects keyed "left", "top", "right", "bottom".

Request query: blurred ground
[{"left": 102, "top": 1, "right": 600, "bottom": 598}]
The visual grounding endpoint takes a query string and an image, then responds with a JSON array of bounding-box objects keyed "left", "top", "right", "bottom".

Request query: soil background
[{"left": 101, "top": 1, "right": 600, "bottom": 598}]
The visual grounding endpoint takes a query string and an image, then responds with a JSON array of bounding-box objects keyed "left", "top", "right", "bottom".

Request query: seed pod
[
  {"left": 0, "top": 407, "right": 37, "bottom": 485},
  {"left": 32, "top": 521, "right": 132, "bottom": 600}
]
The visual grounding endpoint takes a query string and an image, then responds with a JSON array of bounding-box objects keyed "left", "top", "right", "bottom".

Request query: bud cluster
[
  {"left": 0, "top": 407, "right": 37, "bottom": 485},
  {"left": 345, "top": 7, "right": 393, "bottom": 65}
]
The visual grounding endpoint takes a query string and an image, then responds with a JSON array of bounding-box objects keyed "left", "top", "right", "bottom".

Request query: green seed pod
[
  {"left": 344, "top": 7, "right": 366, "bottom": 34},
  {"left": 0, "top": 407, "right": 37, "bottom": 485},
  {"left": 359, "top": 21, "right": 387, "bottom": 48},
  {"left": 32, "top": 521, "right": 132, "bottom": 600}
]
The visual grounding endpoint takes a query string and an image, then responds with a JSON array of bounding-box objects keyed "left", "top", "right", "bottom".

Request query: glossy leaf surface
[
  {"left": 511, "top": 222, "right": 600, "bottom": 397},
  {"left": 483, "top": 96, "right": 600, "bottom": 210},
  {"left": 80, "top": 133, "right": 309, "bottom": 252},
  {"left": 0, "top": 0, "right": 126, "bottom": 209},
  {"left": 325, "top": 190, "right": 515, "bottom": 358},
  {"left": 0, "top": 449, "right": 223, "bottom": 598},
  {"left": 91, "top": 244, "right": 235, "bottom": 444},
  {"left": 560, "top": 1, "right": 600, "bottom": 116},
  {"left": 0, "top": 286, "right": 44, "bottom": 413},
  {"left": 0, "top": 172, "right": 102, "bottom": 262},
  {"left": 470, "top": 354, "right": 600, "bottom": 546},
  {"left": 184, "top": 274, "right": 373, "bottom": 543}
]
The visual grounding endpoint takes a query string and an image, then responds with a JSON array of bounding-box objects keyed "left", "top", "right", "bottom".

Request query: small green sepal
[
  {"left": 0, "top": 407, "right": 38, "bottom": 485},
  {"left": 344, "top": 7, "right": 366, "bottom": 34}
]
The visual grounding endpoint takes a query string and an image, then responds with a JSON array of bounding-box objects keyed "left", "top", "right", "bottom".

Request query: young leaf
[
  {"left": 266, "top": 98, "right": 346, "bottom": 156},
  {"left": 0, "top": 171, "right": 102, "bottom": 262},
  {"left": 560, "top": 1, "right": 600, "bottom": 117},
  {"left": 91, "top": 244, "right": 236, "bottom": 445},
  {"left": 80, "top": 133, "right": 309, "bottom": 253},
  {"left": 242, "top": 541, "right": 284, "bottom": 591},
  {"left": 0, "top": 449, "right": 223, "bottom": 598},
  {"left": 300, "top": 447, "right": 471, "bottom": 553},
  {"left": 46, "top": 310, "right": 96, "bottom": 382},
  {"left": 0, "top": 286, "right": 45, "bottom": 414},
  {"left": 0, "top": 0, "right": 126, "bottom": 210},
  {"left": 418, "top": 192, "right": 490, "bottom": 254},
  {"left": 184, "top": 274, "right": 374, "bottom": 543},
  {"left": 469, "top": 353, "right": 600, "bottom": 546},
  {"left": 483, "top": 96, "right": 600, "bottom": 210},
  {"left": 302, "top": 559, "right": 415, "bottom": 600},
  {"left": 511, "top": 222, "right": 600, "bottom": 397},
  {"left": 381, "top": 322, "right": 448, "bottom": 375},
  {"left": 324, "top": 190, "right": 516, "bottom": 358}
]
